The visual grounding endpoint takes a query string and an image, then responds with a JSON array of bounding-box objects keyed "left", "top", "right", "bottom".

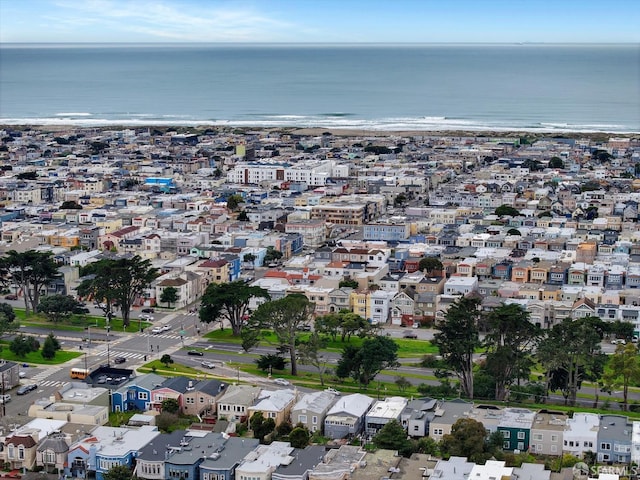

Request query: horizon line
[{"left": 1, "top": 41, "right": 638, "bottom": 46}]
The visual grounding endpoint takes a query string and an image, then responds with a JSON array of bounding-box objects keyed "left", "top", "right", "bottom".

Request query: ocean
[{"left": 0, "top": 43, "right": 638, "bottom": 133}]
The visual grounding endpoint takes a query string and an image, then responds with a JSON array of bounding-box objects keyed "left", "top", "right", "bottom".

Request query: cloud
[{"left": 50, "top": 0, "right": 293, "bottom": 41}]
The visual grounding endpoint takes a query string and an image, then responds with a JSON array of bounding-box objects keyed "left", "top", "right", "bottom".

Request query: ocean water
[{"left": 0, "top": 43, "right": 638, "bottom": 133}]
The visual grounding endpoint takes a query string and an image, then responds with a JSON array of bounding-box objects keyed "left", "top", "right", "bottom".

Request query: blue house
[
  {"left": 221, "top": 254, "right": 241, "bottom": 281},
  {"left": 161, "top": 432, "right": 259, "bottom": 480},
  {"left": 111, "top": 373, "right": 166, "bottom": 412},
  {"left": 597, "top": 415, "right": 633, "bottom": 464},
  {"left": 67, "top": 426, "right": 160, "bottom": 480}
]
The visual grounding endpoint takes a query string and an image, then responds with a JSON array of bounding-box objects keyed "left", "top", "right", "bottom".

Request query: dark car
[
  {"left": 4, "top": 294, "right": 18, "bottom": 300},
  {"left": 114, "top": 356, "right": 126, "bottom": 364},
  {"left": 17, "top": 384, "right": 37, "bottom": 395},
  {"left": 187, "top": 350, "right": 204, "bottom": 356},
  {"left": 141, "top": 308, "right": 154, "bottom": 313}
]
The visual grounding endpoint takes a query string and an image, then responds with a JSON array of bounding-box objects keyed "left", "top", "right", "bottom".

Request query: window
[
  {"left": 517, "top": 442, "right": 524, "bottom": 450},
  {"left": 503, "top": 441, "right": 510, "bottom": 449},
  {"left": 7, "top": 445, "right": 14, "bottom": 459},
  {"left": 138, "top": 392, "right": 149, "bottom": 400},
  {"left": 298, "top": 415, "right": 307, "bottom": 423},
  {"left": 45, "top": 451, "right": 56, "bottom": 464},
  {"left": 550, "top": 435, "right": 558, "bottom": 442},
  {"left": 517, "top": 431, "right": 525, "bottom": 440},
  {"left": 433, "top": 428, "right": 443, "bottom": 436},
  {"left": 312, "top": 416, "right": 317, "bottom": 424},
  {"left": 186, "top": 397, "right": 195, "bottom": 404},
  {"left": 601, "top": 442, "right": 611, "bottom": 451},
  {"left": 502, "top": 431, "right": 511, "bottom": 438},
  {"left": 551, "top": 445, "right": 557, "bottom": 453},
  {"left": 533, "top": 433, "right": 543, "bottom": 441},
  {"left": 18, "top": 446, "right": 24, "bottom": 460}
]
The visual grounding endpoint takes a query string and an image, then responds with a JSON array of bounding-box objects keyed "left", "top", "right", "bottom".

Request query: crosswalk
[
  {"left": 148, "top": 334, "right": 183, "bottom": 340},
  {"left": 37, "top": 380, "right": 69, "bottom": 388},
  {"left": 95, "top": 349, "right": 147, "bottom": 361}
]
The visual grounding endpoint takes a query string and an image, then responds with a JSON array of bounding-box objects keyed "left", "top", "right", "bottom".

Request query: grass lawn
[
  {"left": 205, "top": 329, "right": 438, "bottom": 358},
  {"left": 138, "top": 360, "right": 202, "bottom": 377},
  {"left": 0, "top": 348, "right": 81, "bottom": 365},
  {"left": 13, "top": 308, "right": 150, "bottom": 333}
]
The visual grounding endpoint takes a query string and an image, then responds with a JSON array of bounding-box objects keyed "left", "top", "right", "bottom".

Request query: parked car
[
  {"left": 403, "top": 331, "right": 418, "bottom": 339},
  {"left": 325, "top": 387, "right": 341, "bottom": 396},
  {"left": 201, "top": 361, "right": 215, "bottom": 369},
  {"left": 611, "top": 339, "right": 627, "bottom": 345},
  {"left": 274, "top": 378, "right": 290, "bottom": 386},
  {"left": 187, "top": 350, "right": 204, "bottom": 356},
  {"left": 141, "top": 308, "right": 154, "bottom": 313},
  {"left": 4, "top": 294, "right": 17, "bottom": 300},
  {"left": 18, "top": 371, "right": 26, "bottom": 379},
  {"left": 140, "top": 314, "right": 154, "bottom": 321},
  {"left": 297, "top": 324, "right": 312, "bottom": 331},
  {"left": 17, "top": 384, "right": 37, "bottom": 395},
  {"left": 0, "top": 394, "right": 11, "bottom": 404},
  {"left": 114, "top": 356, "right": 126, "bottom": 364}
]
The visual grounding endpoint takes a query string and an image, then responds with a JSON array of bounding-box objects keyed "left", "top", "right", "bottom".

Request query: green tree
[
  {"left": 243, "top": 253, "right": 257, "bottom": 267},
  {"left": 37, "top": 294, "right": 86, "bottom": 323},
  {"left": 338, "top": 311, "right": 371, "bottom": 342},
  {"left": 256, "top": 354, "right": 287, "bottom": 372},
  {"left": 289, "top": 426, "right": 310, "bottom": 449},
  {"left": 395, "top": 376, "right": 412, "bottom": 393},
  {"left": 243, "top": 294, "right": 314, "bottom": 376},
  {"left": 41, "top": 334, "right": 58, "bottom": 360},
  {"left": 1, "top": 250, "right": 60, "bottom": 314},
  {"left": 298, "top": 331, "right": 330, "bottom": 385},
  {"left": 418, "top": 257, "right": 443, "bottom": 274},
  {"left": 314, "top": 312, "right": 342, "bottom": 342},
  {"left": 602, "top": 343, "right": 640, "bottom": 411},
  {"left": 60, "top": 200, "right": 83, "bottom": 209},
  {"left": 159, "top": 286, "right": 179, "bottom": 308},
  {"left": 155, "top": 412, "right": 179, "bottom": 433},
  {"left": 250, "top": 412, "right": 275, "bottom": 443},
  {"left": 607, "top": 320, "right": 635, "bottom": 341},
  {"left": 537, "top": 316, "right": 604, "bottom": 407},
  {"left": 237, "top": 211, "right": 249, "bottom": 222},
  {"left": 506, "top": 228, "right": 522, "bottom": 236},
  {"left": 549, "top": 156, "right": 565, "bottom": 169},
  {"left": 335, "top": 335, "right": 399, "bottom": 387},
  {"left": 433, "top": 297, "right": 482, "bottom": 399},
  {"left": 77, "top": 256, "right": 159, "bottom": 327},
  {"left": 226, "top": 194, "right": 244, "bottom": 211},
  {"left": 160, "top": 354, "right": 174, "bottom": 368},
  {"left": 494, "top": 205, "right": 520, "bottom": 217},
  {"left": 441, "top": 418, "right": 497, "bottom": 464},
  {"left": 161, "top": 398, "right": 180, "bottom": 414},
  {"left": 373, "top": 420, "right": 413, "bottom": 457},
  {"left": 483, "top": 303, "right": 542, "bottom": 401},
  {"left": 0, "top": 303, "right": 18, "bottom": 337},
  {"left": 9, "top": 334, "right": 39, "bottom": 358},
  {"left": 102, "top": 465, "right": 134, "bottom": 480},
  {"left": 338, "top": 278, "right": 359, "bottom": 289},
  {"left": 199, "top": 281, "right": 269, "bottom": 336},
  {"left": 264, "top": 246, "right": 283, "bottom": 264}
]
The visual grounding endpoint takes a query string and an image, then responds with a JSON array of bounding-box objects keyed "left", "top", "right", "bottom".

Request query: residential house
[
  {"left": 406, "top": 398, "right": 438, "bottom": 438},
  {"left": 135, "top": 430, "right": 186, "bottom": 480},
  {"left": 217, "top": 385, "right": 263, "bottom": 423},
  {"left": 67, "top": 425, "right": 160, "bottom": 480},
  {"left": 390, "top": 288, "right": 416, "bottom": 326},
  {"left": 468, "top": 460, "right": 513, "bottom": 480},
  {"left": 597, "top": 415, "right": 632, "bottom": 464},
  {"left": 0, "top": 360, "right": 21, "bottom": 390},
  {"left": 36, "top": 432, "right": 71, "bottom": 473},
  {"left": 290, "top": 391, "right": 337, "bottom": 434},
  {"left": 151, "top": 377, "right": 194, "bottom": 412},
  {"left": 564, "top": 412, "right": 599, "bottom": 458},
  {"left": 1, "top": 419, "right": 67, "bottom": 472},
  {"left": 365, "top": 397, "right": 408, "bottom": 436},
  {"left": 529, "top": 410, "right": 567, "bottom": 456},
  {"left": 248, "top": 389, "right": 298, "bottom": 427},
  {"left": 429, "top": 399, "right": 473, "bottom": 442},
  {"left": 497, "top": 408, "right": 535, "bottom": 452},
  {"left": 429, "top": 456, "right": 475, "bottom": 480},
  {"left": 324, "top": 393, "right": 374, "bottom": 439},
  {"left": 111, "top": 373, "right": 166, "bottom": 413},
  {"left": 235, "top": 441, "right": 296, "bottom": 480},
  {"left": 511, "top": 463, "right": 551, "bottom": 480},
  {"left": 308, "top": 445, "right": 367, "bottom": 480},
  {"left": 271, "top": 446, "right": 326, "bottom": 480},
  {"left": 181, "top": 379, "right": 227, "bottom": 417},
  {"left": 466, "top": 404, "right": 504, "bottom": 434},
  {"left": 443, "top": 276, "right": 478, "bottom": 295},
  {"left": 632, "top": 421, "right": 640, "bottom": 467},
  {"left": 198, "top": 435, "right": 260, "bottom": 480}
]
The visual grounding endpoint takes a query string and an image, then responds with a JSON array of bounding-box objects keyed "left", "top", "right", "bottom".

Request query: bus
[{"left": 70, "top": 367, "right": 90, "bottom": 380}]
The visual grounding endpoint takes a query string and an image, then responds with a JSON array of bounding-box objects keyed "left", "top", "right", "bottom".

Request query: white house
[{"left": 564, "top": 412, "right": 599, "bottom": 458}]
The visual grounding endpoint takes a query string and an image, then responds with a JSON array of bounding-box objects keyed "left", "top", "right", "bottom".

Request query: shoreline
[{"left": 2, "top": 124, "right": 638, "bottom": 140}]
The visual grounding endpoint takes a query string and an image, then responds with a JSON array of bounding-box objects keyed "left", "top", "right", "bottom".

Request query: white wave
[
  {"left": 54, "top": 112, "right": 92, "bottom": 116},
  {"left": 0, "top": 116, "right": 637, "bottom": 134}
]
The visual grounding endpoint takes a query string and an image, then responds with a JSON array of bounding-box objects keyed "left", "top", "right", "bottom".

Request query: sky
[{"left": 1, "top": 0, "right": 639, "bottom": 44}]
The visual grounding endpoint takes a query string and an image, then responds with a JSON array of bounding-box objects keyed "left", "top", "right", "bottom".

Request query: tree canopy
[
  {"left": 335, "top": 335, "right": 399, "bottom": 387},
  {"left": 78, "top": 256, "right": 159, "bottom": 327},
  {"left": 441, "top": 418, "right": 503, "bottom": 464},
  {"left": 200, "top": 281, "right": 269, "bottom": 336},
  {"left": 38, "top": 294, "right": 88, "bottom": 323},
  {"left": 159, "top": 286, "right": 179, "bottom": 308},
  {"left": 242, "top": 294, "right": 314, "bottom": 376},
  {"left": 433, "top": 296, "right": 482, "bottom": 399},
  {"left": 373, "top": 420, "right": 413, "bottom": 457},
  {"left": 418, "top": 257, "right": 443, "bottom": 274},
  {"left": 494, "top": 205, "right": 521, "bottom": 217}
]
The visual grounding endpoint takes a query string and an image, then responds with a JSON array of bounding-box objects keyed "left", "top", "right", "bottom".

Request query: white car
[
  {"left": 274, "top": 378, "right": 290, "bottom": 386},
  {"left": 325, "top": 387, "right": 341, "bottom": 396},
  {"left": 140, "top": 314, "right": 154, "bottom": 321},
  {"left": 161, "top": 325, "right": 171, "bottom": 332},
  {"left": 201, "top": 361, "right": 216, "bottom": 369},
  {"left": 151, "top": 327, "right": 163, "bottom": 334}
]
